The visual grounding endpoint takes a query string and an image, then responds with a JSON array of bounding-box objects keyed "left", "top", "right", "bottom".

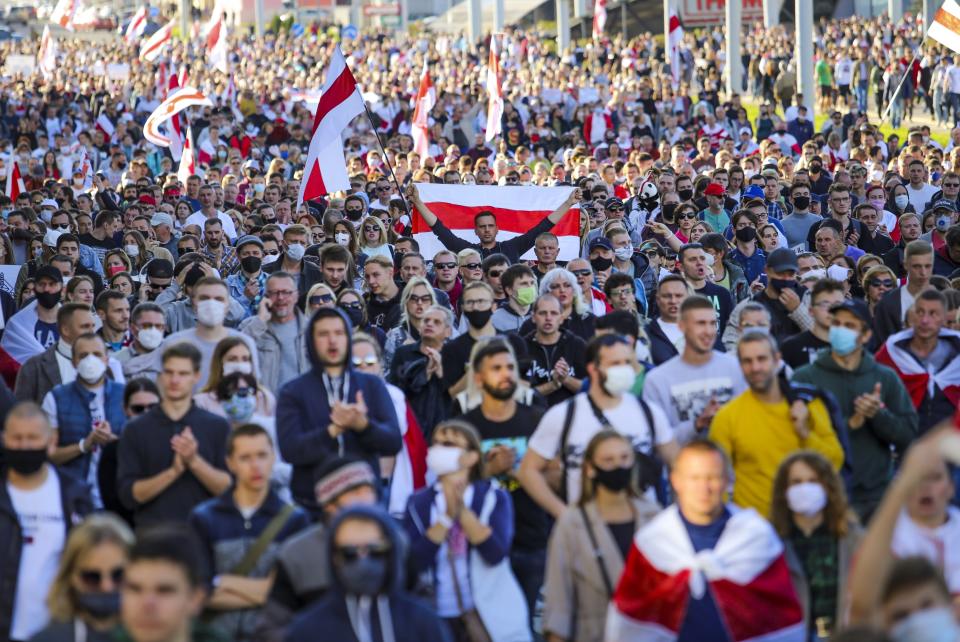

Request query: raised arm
[
  {"left": 405, "top": 183, "right": 438, "bottom": 227},
  {"left": 546, "top": 187, "right": 582, "bottom": 224}
]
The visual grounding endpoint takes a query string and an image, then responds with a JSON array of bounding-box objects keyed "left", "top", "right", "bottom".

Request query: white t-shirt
[
  {"left": 906, "top": 183, "right": 939, "bottom": 212},
  {"left": 657, "top": 319, "right": 685, "bottom": 353},
  {"left": 527, "top": 392, "right": 674, "bottom": 505},
  {"left": 8, "top": 469, "right": 66, "bottom": 641},
  {"left": 185, "top": 210, "right": 239, "bottom": 241},
  {"left": 948, "top": 65, "right": 960, "bottom": 94}
]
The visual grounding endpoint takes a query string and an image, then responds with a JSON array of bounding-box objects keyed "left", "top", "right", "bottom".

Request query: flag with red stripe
[
  {"left": 140, "top": 18, "right": 174, "bottom": 62},
  {"left": 875, "top": 329, "right": 960, "bottom": 408},
  {"left": 668, "top": 10, "right": 683, "bottom": 89},
  {"left": 606, "top": 505, "right": 804, "bottom": 642},
  {"left": 5, "top": 160, "right": 24, "bottom": 201},
  {"left": 37, "top": 26, "right": 57, "bottom": 80},
  {"left": 411, "top": 184, "right": 581, "bottom": 261},
  {"left": 167, "top": 72, "right": 184, "bottom": 161},
  {"left": 144, "top": 87, "right": 214, "bottom": 148},
  {"left": 411, "top": 61, "right": 435, "bottom": 159},
  {"left": 178, "top": 126, "right": 198, "bottom": 184},
  {"left": 204, "top": 5, "right": 228, "bottom": 74},
  {"left": 124, "top": 6, "right": 148, "bottom": 43},
  {"left": 50, "top": 0, "right": 79, "bottom": 31},
  {"left": 96, "top": 113, "right": 115, "bottom": 142},
  {"left": 930, "top": 0, "right": 960, "bottom": 54},
  {"left": 297, "top": 45, "right": 365, "bottom": 205},
  {"left": 593, "top": 0, "right": 607, "bottom": 40},
  {"left": 485, "top": 36, "right": 503, "bottom": 142}
]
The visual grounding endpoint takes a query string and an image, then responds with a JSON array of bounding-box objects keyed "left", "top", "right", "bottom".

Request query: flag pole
[
  {"left": 358, "top": 94, "right": 410, "bottom": 214},
  {"left": 879, "top": 52, "right": 922, "bottom": 127}
]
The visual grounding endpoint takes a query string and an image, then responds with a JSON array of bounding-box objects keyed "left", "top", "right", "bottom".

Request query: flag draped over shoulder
[
  {"left": 411, "top": 184, "right": 580, "bottom": 261},
  {"left": 875, "top": 329, "right": 960, "bottom": 408},
  {"left": 606, "top": 505, "right": 804, "bottom": 642}
]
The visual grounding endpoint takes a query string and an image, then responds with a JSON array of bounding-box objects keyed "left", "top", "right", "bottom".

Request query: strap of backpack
[
  {"left": 559, "top": 398, "right": 577, "bottom": 503},
  {"left": 230, "top": 504, "right": 296, "bottom": 577}
]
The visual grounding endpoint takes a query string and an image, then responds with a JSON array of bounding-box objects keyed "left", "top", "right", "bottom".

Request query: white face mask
[
  {"left": 426, "top": 444, "right": 464, "bottom": 477},
  {"left": 602, "top": 365, "right": 636, "bottom": 396},
  {"left": 890, "top": 606, "right": 960, "bottom": 642},
  {"left": 124, "top": 243, "right": 140, "bottom": 258},
  {"left": 786, "top": 482, "right": 827, "bottom": 516},
  {"left": 137, "top": 327, "right": 164, "bottom": 351},
  {"left": 262, "top": 253, "right": 279, "bottom": 265},
  {"left": 614, "top": 247, "right": 633, "bottom": 261},
  {"left": 286, "top": 242, "right": 306, "bottom": 262},
  {"left": 76, "top": 354, "right": 107, "bottom": 384},
  {"left": 335, "top": 233, "right": 350, "bottom": 246},
  {"left": 894, "top": 194, "right": 909, "bottom": 209},
  {"left": 195, "top": 299, "right": 226, "bottom": 327},
  {"left": 223, "top": 361, "right": 253, "bottom": 376}
]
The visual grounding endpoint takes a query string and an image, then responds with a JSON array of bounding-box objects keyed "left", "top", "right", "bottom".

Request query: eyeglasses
[
  {"left": 408, "top": 294, "right": 433, "bottom": 304},
  {"left": 265, "top": 250, "right": 280, "bottom": 256},
  {"left": 867, "top": 278, "right": 896, "bottom": 288},
  {"left": 351, "top": 355, "right": 379, "bottom": 367},
  {"left": 944, "top": 183, "right": 960, "bottom": 188},
  {"left": 129, "top": 403, "right": 157, "bottom": 415},
  {"left": 232, "top": 387, "right": 254, "bottom": 398},
  {"left": 570, "top": 269, "right": 592, "bottom": 277},
  {"left": 363, "top": 225, "right": 379, "bottom": 233},
  {"left": 267, "top": 289, "right": 295, "bottom": 298},
  {"left": 487, "top": 270, "right": 505, "bottom": 278},
  {"left": 460, "top": 262, "right": 482, "bottom": 270},
  {"left": 505, "top": 177, "right": 519, "bottom": 184},
  {"left": 78, "top": 567, "right": 124, "bottom": 589},
  {"left": 678, "top": 212, "right": 697, "bottom": 219},
  {"left": 340, "top": 302, "right": 362, "bottom": 310},
  {"left": 334, "top": 542, "right": 391, "bottom": 561},
  {"left": 434, "top": 262, "right": 457, "bottom": 270},
  {"left": 177, "top": 247, "right": 193, "bottom": 253},
  {"left": 309, "top": 294, "right": 335, "bottom": 305}
]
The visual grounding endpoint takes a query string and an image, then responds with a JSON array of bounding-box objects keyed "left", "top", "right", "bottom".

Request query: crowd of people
[{"left": 0, "top": 5, "right": 959, "bottom": 642}]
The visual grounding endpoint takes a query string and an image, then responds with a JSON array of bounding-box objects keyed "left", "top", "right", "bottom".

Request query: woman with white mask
[{"left": 770, "top": 451, "right": 863, "bottom": 642}]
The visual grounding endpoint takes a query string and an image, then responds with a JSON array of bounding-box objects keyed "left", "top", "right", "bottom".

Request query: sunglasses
[
  {"left": 363, "top": 226, "right": 379, "bottom": 233},
  {"left": 943, "top": 183, "right": 960, "bottom": 188},
  {"left": 867, "top": 279, "right": 895, "bottom": 288},
  {"left": 335, "top": 542, "right": 391, "bottom": 561},
  {"left": 487, "top": 270, "right": 505, "bottom": 278},
  {"left": 309, "top": 294, "right": 335, "bottom": 305},
  {"left": 571, "top": 269, "right": 592, "bottom": 277},
  {"left": 129, "top": 403, "right": 157, "bottom": 415},
  {"left": 678, "top": 212, "right": 697, "bottom": 219},
  {"left": 435, "top": 261, "right": 457, "bottom": 270},
  {"left": 340, "top": 302, "right": 362, "bottom": 310},
  {"left": 79, "top": 567, "right": 124, "bottom": 589},
  {"left": 461, "top": 262, "right": 482, "bottom": 270},
  {"left": 607, "top": 205, "right": 623, "bottom": 212},
  {"left": 352, "top": 355, "right": 379, "bottom": 367},
  {"left": 177, "top": 247, "right": 194, "bottom": 254},
  {"left": 409, "top": 294, "right": 433, "bottom": 304}
]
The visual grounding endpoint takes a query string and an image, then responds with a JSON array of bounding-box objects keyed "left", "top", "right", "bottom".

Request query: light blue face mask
[
  {"left": 828, "top": 325, "right": 859, "bottom": 356},
  {"left": 222, "top": 393, "right": 256, "bottom": 422},
  {"left": 890, "top": 606, "right": 960, "bottom": 642}
]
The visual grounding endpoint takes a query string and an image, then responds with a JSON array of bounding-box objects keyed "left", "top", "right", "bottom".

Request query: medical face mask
[
  {"left": 786, "top": 482, "right": 827, "bottom": 516},
  {"left": 426, "top": 445, "right": 463, "bottom": 477},
  {"left": 828, "top": 325, "right": 859, "bottom": 356},
  {"left": 602, "top": 365, "right": 636, "bottom": 395}
]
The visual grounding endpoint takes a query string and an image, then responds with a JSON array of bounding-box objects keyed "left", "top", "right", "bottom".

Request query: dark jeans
[{"left": 511, "top": 547, "right": 546, "bottom": 641}]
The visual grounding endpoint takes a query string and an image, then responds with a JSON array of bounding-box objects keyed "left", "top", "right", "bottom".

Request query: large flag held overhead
[
  {"left": 411, "top": 184, "right": 581, "bottom": 261},
  {"left": 875, "top": 329, "right": 960, "bottom": 407},
  {"left": 140, "top": 17, "right": 174, "bottom": 62},
  {"left": 485, "top": 36, "right": 503, "bottom": 142},
  {"left": 50, "top": 0, "right": 80, "bottom": 30},
  {"left": 593, "top": 0, "right": 607, "bottom": 40},
  {"left": 124, "top": 5, "right": 148, "bottom": 43},
  {"left": 178, "top": 126, "right": 198, "bottom": 184},
  {"left": 204, "top": 5, "right": 228, "bottom": 74},
  {"left": 297, "top": 45, "right": 366, "bottom": 205},
  {"left": 668, "top": 8, "right": 683, "bottom": 88},
  {"left": 930, "top": 0, "right": 960, "bottom": 54},
  {"left": 37, "top": 26, "right": 57, "bottom": 80},
  {"left": 166, "top": 72, "right": 184, "bottom": 161},
  {"left": 411, "top": 61, "right": 436, "bottom": 159},
  {"left": 143, "top": 87, "right": 214, "bottom": 147},
  {"left": 5, "top": 160, "right": 24, "bottom": 201},
  {"left": 606, "top": 506, "right": 804, "bottom": 642}
]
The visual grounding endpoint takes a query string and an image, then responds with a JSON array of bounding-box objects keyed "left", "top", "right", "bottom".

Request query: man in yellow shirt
[{"left": 709, "top": 331, "right": 844, "bottom": 516}]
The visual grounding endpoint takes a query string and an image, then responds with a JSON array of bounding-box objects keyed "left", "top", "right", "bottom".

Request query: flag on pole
[
  {"left": 484, "top": 36, "right": 503, "bottom": 142},
  {"left": 50, "top": 0, "right": 80, "bottom": 30},
  {"left": 143, "top": 87, "right": 214, "bottom": 147},
  {"left": 592, "top": 0, "right": 607, "bottom": 40},
  {"left": 929, "top": 0, "right": 960, "bottom": 54},
  {"left": 668, "top": 7, "right": 683, "bottom": 89},
  {"left": 411, "top": 60, "right": 436, "bottom": 159},
  {"left": 140, "top": 18, "right": 175, "bottom": 62},
  {"left": 124, "top": 6, "right": 148, "bottom": 43},
  {"left": 5, "top": 161, "right": 24, "bottom": 202},
  {"left": 37, "top": 26, "right": 57, "bottom": 80},
  {"left": 178, "top": 126, "right": 198, "bottom": 184},
  {"left": 95, "top": 113, "right": 116, "bottom": 141},
  {"left": 410, "top": 184, "right": 581, "bottom": 261},
  {"left": 223, "top": 77, "right": 243, "bottom": 122},
  {"left": 297, "top": 45, "right": 366, "bottom": 205},
  {"left": 77, "top": 146, "right": 93, "bottom": 189},
  {"left": 204, "top": 5, "right": 228, "bottom": 74},
  {"left": 167, "top": 72, "right": 184, "bottom": 161}
]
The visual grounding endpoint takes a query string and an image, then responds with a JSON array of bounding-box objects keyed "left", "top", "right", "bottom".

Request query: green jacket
[
  {"left": 792, "top": 349, "right": 918, "bottom": 516},
  {"left": 113, "top": 622, "right": 230, "bottom": 642}
]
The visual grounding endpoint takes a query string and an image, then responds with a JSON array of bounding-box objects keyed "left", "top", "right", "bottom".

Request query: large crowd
[{"left": 0, "top": 5, "right": 959, "bottom": 642}]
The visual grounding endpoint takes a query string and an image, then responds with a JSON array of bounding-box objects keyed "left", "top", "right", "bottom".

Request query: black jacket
[
  {"left": 882, "top": 242, "right": 907, "bottom": 278},
  {"left": 646, "top": 318, "right": 680, "bottom": 366},
  {"left": 0, "top": 468, "right": 92, "bottom": 637},
  {"left": 873, "top": 287, "right": 905, "bottom": 345}
]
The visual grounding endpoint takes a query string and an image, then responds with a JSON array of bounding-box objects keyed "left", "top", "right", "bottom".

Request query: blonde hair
[
  {"left": 399, "top": 277, "right": 436, "bottom": 327},
  {"left": 359, "top": 216, "right": 389, "bottom": 249},
  {"left": 47, "top": 514, "right": 134, "bottom": 622}
]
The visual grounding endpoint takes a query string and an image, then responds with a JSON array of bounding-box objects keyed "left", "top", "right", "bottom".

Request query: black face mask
[
  {"left": 9, "top": 229, "right": 31, "bottom": 241},
  {"left": 345, "top": 209, "right": 364, "bottom": 222},
  {"left": 76, "top": 591, "right": 121, "bottom": 619},
  {"left": 592, "top": 465, "right": 633, "bottom": 492},
  {"left": 36, "top": 290, "right": 61, "bottom": 309},
  {"left": 661, "top": 203, "right": 678, "bottom": 223},
  {"left": 677, "top": 188, "right": 694, "bottom": 202},
  {"left": 770, "top": 278, "right": 795, "bottom": 293},
  {"left": 463, "top": 308, "right": 493, "bottom": 329},
  {"left": 3, "top": 447, "right": 47, "bottom": 475},
  {"left": 809, "top": 164, "right": 822, "bottom": 174},
  {"left": 590, "top": 256, "right": 613, "bottom": 272},
  {"left": 343, "top": 306, "right": 364, "bottom": 327},
  {"left": 335, "top": 557, "right": 388, "bottom": 596},
  {"left": 240, "top": 256, "right": 262, "bottom": 273},
  {"left": 793, "top": 196, "right": 811, "bottom": 211},
  {"left": 734, "top": 226, "right": 757, "bottom": 243}
]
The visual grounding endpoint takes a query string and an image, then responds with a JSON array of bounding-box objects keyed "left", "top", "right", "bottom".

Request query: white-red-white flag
[
  {"left": 606, "top": 506, "right": 804, "bottom": 642},
  {"left": 223, "top": 77, "right": 243, "bottom": 122},
  {"left": 411, "top": 60, "right": 436, "bottom": 159},
  {"left": 297, "top": 45, "right": 366, "bottom": 205},
  {"left": 37, "top": 26, "right": 57, "bottom": 80},
  {"left": 77, "top": 146, "right": 93, "bottom": 189},
  {"left": 484, "top": 36, "right": 503, "bottom": 143},
  {"left": 124, "top": 6, "right": 148, "bottom": 43},
  {"left": 167, "top": 72, "right": 184, "bottom": 161},
  {"left": 875, "top": 328, "right": 960, "bottom": 408},
  {"left": 95, "top": 113, "right": 115, "bottom": 141},
  {"left": 411, "top": 184, "right": 581, "bottom": 261},
  {"left": 668, "top": 8, "right": 683, "bottom": 89},
  {"left": 50, "top": 0, "right": 80, "bottom": 31},
  {"left": 204, "top": 6, "right": 228, "bottom": 74},
  {"left": 592, "top": 0, "right": 607, "bottom": 40},
  {"left": 140, "top": 18, "right": 174, "bottom": 62},
  {"left": 178, "top": 126, "right": 197, "bottom": 184},
  {"left": 929, "top": 0, "right": 960, "bottom": 54},
  {"left": 5, "top": 160, "right": 24, "bottom": 202},
  {"left": 143, "top": 87, "right": 214, "bottom": 147}
]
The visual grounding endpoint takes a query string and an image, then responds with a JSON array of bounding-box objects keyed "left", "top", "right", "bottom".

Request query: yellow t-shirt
[{"left": 708, "top": 389, "right": 844, "bottom": 517}]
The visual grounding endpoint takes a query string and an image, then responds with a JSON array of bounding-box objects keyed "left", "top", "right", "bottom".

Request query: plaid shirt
[
  {"left": 789, "top": 524, "right": 839, "bottom": 625},
  {"left": 201, "top": 244, "right": 239, "bottom": 275},
  {"left": 766, "top": 200, "right": 786, "bottom": 221}
]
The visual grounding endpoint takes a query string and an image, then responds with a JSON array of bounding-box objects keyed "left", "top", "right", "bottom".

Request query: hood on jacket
[
  {"left": 306, "top": 306, "right": 354, "bottom": 372},
  {"left": 325, "top": 504, "right": 407, "bottom": 596},
  {"left": 812, "top": 344, "right": 879, "bottom": 375}
]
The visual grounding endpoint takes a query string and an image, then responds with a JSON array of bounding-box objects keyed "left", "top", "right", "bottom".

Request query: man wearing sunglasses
[
  {"left": 0, "top": 402, "right": 93, "bottom": 642},
  {"left": 407, "top": 183, "right": 580, "bottom": 264}
]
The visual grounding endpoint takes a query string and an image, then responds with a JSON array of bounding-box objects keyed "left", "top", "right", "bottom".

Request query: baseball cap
[
  {"left": 242, "top": 159, "right": 261, "bottom": 173},
  {"left": 766, "top": 248, "right": 799, "bottom": 272},
  {"left": 150, "top": 213, "right": 174, "bottom": 228},
  {"left": 605, "top": 197, "right": 624, "bottom": 209},
  {"left": 932, "top": 199, "right": 957, "bottom": 213},
  {"left": 739, "top": 127, "right": 752, "bottom": 136},
  {"left": 236, "top": 235, "right": 264, "bottom": 252},
  {"left": 704, "top": 182, "right": 724, "bottom": 197},
  {"left": 589, "top": 237, "right": 614, "bottom": 252},
  {"left": 40, "top": 198, "right": 59, "bottom": 210},
  {"left": 743, "top": 185, "right": 765, "bottom": 200},
  {"left": 138, "top": 195, "right": 156, "bottom": 206},
  {"left": 35, "top": 265, "right": 62, "bottom": 283},
  {"left": 830, "top": 299, "right": 871, "bottom": 325}
]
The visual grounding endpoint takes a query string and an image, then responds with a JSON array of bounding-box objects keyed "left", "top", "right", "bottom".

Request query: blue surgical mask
[
  {"left": 828, "top": 325, "right": 859, "bottom": 356},
  {"left": 222, "top": 393, "right": 256, "bottom": 422}
]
